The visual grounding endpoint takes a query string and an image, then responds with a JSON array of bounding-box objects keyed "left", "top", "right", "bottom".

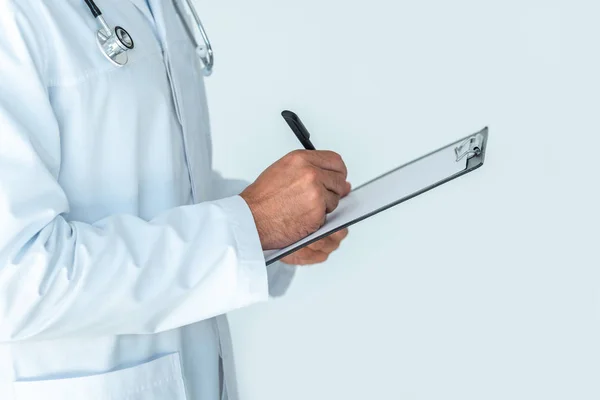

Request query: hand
[
  {"left": 280, "top": 228, "right": 349, "bottom": 265},
  {"left": 240, "top": 150, "right": 350, "bottom": 250}
]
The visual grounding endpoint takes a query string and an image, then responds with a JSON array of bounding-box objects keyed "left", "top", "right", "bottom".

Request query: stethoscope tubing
[{"left": 84, "top": 0, "right": 102, "bottom": 18}]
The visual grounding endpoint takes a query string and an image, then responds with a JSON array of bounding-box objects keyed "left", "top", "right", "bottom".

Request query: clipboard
[{"left": 263, "top": 127, "right": 489, "bottom": 265}]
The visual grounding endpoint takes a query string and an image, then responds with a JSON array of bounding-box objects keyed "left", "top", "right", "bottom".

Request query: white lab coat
[{"left": 0, "top": 1, "right": 296, "bottom": 399}]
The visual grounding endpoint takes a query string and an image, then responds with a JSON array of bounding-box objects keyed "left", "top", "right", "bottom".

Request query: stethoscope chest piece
[
  {"left": 96, "top": 25, "right": 134, "bottom": 67},
  {"left": 85, "top": 0, "right": 213, "bottom": 73}
]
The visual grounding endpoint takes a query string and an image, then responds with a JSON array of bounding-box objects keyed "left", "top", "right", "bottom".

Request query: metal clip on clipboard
[
  {"left": 455, "top": 133, "right": 484, "bottom": 162},
  {"left": 263, "top": 127, "right": 489, "bottom": 265}
]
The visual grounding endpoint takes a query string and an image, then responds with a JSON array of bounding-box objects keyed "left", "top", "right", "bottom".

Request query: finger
[
  {"left": 323, "top": 188, "right": 345, "bottom": 212},
  {"left": 317, "top": 169, "right": 349, "bottom": 197},
  {"left": 308, "top": 236, "right": 341, "bottom": 253},
  {"left": 329, "top": 228, "right": 349, "bottom": 242},
  {"left": 306, "top": 150, "right": 348, "bottom": 177},
  {"left": 323, "top": 188, "right": 340, "bottom": 213},
  {"left": 343, "top": 182, "right": 352, "bottom": 197},
  {"left": 310, "top": 229, "right": 348, "bottom": 252},
  {"left": 295, "top": 247, "right": 329, "bottom": 265}
]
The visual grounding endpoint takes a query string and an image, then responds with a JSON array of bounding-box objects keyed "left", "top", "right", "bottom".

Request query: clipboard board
[{"left": 264, "top": 127, "right": 489, "bottom": 265}]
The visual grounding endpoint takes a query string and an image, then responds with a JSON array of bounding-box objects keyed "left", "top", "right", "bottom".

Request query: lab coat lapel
[{"left": 124, "top": 0, "right": 155, "bottom": 26}]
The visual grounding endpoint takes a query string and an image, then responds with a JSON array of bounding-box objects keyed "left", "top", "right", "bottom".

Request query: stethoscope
[{"left": 83, "top": 0, "right": 214, "bottom": 76}]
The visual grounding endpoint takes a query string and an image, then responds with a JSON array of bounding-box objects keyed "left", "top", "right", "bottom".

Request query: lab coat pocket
[{"left": 13, "top": 353, "right": 187, "bottom": 400}]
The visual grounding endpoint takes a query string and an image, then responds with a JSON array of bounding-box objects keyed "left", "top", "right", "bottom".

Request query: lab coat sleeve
[
  {"left": 211, "top": 172, "right": 297, "bottom": 298},
  {"left": 0, "top": 3, "right": 268, "bottom": 342}
]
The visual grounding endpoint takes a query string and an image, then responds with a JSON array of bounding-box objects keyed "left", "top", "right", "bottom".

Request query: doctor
[{"left": 0, "top": 1, "right": 350, "bottom": 400}]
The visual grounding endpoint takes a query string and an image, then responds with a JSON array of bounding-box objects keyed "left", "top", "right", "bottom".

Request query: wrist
[{"left": 239, "top": 194, "right": 270, "bottom": 250}]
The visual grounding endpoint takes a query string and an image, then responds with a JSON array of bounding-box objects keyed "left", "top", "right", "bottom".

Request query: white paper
[{"left": 263, "top": 143, "right": 469, "bottom": 264}]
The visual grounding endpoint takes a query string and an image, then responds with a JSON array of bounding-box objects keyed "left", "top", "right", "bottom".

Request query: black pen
[{"left": 281, "top": 110, "right": 316, "bottom": 150}]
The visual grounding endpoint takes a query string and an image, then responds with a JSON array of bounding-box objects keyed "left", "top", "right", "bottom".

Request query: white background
[{"left": 201, "top": 0, "right": 600, "bottom": 399}]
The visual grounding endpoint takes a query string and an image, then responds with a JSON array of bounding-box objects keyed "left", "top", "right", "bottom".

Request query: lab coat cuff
[{"left": 218, "top": 195, "right": 269, "bottom": 305}]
